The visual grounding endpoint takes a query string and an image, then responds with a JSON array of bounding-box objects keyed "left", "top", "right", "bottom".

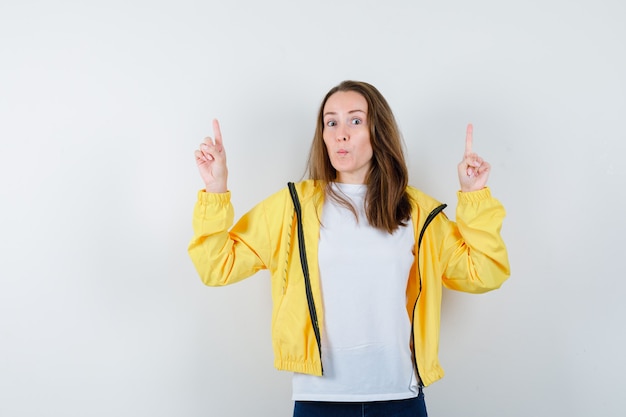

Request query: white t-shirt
[{"left": 292, "top": 183, "right": 418, "bottom": 402}]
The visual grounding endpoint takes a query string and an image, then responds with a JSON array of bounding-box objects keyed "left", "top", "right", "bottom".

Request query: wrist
[{"left": 205, "top": 186, "right": 228, "bottom": 193}]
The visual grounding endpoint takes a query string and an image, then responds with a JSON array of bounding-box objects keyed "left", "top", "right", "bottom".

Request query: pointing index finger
[
  {"left": 212, "top": 119, "right": 223, "bottom": 149},
  {"left": 465, "top": 123, "right": 473, "bottom": 155}
]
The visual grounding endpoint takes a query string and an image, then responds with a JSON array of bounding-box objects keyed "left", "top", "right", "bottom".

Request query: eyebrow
[{"left": 323, "top": 109, "right": 367, "bottom": 118}]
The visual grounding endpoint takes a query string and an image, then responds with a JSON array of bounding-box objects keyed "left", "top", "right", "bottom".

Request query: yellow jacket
[{"left": 188, "top": 180, "right": 510, "bottom": 386}]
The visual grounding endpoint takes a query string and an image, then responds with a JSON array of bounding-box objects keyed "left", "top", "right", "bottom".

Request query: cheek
[
  {"left": 322, "top": 135, "right": 333, "bottom": 150},
  {"left": 360, "top": 133, "right": 373, "bottom": 155}
]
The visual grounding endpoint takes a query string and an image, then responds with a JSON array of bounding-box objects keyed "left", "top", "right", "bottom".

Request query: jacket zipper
[
  {"left": 410, "top": 203, "right": 447, "bottom": 385},
  {"left": 288, "top": 183, "right": 323, "bottom": 374}
]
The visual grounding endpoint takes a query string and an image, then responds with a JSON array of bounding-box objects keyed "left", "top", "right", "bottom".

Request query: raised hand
[
  {"left": 457, "top": 124, "right": 491, "bottom": 192},
  {"left": 195, "top": 119, "right": 228, "bottom": 193}
]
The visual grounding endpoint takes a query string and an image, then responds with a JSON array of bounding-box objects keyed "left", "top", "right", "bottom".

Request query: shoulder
[{"left": 406, "top": 185, "right": 445, "bottom": 215}]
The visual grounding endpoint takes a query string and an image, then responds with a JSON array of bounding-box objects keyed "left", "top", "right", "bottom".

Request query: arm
[
  {"left": 188, "top": 120, "right": 270, "bottom": 286},
  {"left": 440, "top": 124, "right": 510, "bottom": 292},
  {"left": 439, "top": 188, "right": 510, "bottom": 293},
  {"left": 188, "top": 191, "right": 270, "bottom": 286}
]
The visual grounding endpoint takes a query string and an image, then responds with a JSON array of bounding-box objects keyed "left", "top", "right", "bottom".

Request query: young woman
[{"left": 189, "top": 80, "right": 510, "bottom": 416}]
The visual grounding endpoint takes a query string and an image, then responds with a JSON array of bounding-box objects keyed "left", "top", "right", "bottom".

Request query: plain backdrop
[{"left": 1, "top": 0, "right": 625, "bottom": 416}]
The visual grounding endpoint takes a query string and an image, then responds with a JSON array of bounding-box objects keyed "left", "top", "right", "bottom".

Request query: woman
[{"left": 189, "top": 80, "right": 510, "bottom": 416}]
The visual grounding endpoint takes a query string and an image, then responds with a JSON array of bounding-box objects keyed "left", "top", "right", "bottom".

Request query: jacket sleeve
[
  {"left": 187, "top": 190, "right": 272, "bottom": 286},
  {"left": 438, "top": 187, "right": 510, "bottom": 293}
]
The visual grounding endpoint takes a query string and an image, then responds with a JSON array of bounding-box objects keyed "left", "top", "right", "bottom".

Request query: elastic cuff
[
  {"left": 197, "top": 189, "right": 231, "bottom": 205},
  {"left": 457, "top": 187, "right": 492, "bottom": 203}
]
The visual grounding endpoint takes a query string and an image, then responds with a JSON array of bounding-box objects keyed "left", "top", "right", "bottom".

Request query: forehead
[{"left": 323, "top": 90, "right": 368, "bottom": 115}]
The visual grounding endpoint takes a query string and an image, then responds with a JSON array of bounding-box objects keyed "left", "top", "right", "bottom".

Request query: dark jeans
[{"left": 293, "top": 389, "right": 427, "bottom": 417}]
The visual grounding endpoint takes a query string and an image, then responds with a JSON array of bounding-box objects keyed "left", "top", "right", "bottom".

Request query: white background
[{"left": 1, "top": 0, "right": 625, "bottom": 416}]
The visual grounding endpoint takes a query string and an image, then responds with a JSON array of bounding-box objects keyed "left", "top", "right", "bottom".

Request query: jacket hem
[{"left": 275, "top": 359, "right": 323, "bottom": 377}]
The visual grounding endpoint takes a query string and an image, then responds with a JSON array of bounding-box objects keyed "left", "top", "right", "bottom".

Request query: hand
[
  {"left": 457, "top": 124, "right": 490, "bottom": 192},
  {"left": 195, "top": 119, "right": 228, "bottom": 193}
]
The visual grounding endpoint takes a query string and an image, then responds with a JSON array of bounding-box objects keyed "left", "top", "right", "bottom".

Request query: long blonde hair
[{"left": 307, "top": 80, "right": 411, "bottom": 233}]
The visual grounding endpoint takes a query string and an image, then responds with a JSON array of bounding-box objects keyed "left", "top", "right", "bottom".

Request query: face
[{"left": 322, "top": 90, "right": 373, "bottom": 184}]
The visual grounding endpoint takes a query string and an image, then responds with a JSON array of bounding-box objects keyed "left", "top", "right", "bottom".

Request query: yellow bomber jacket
[{"left": 188, "top": 180, "right": 510, "bottom": 387}]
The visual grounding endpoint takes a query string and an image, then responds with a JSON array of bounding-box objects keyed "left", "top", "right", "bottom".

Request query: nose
[{"left": 336, "top": 125, "right": 348, "bottom": 142}]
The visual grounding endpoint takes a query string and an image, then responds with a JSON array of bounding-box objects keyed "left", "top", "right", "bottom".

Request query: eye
[
  {"left": 326, "top": 120, "right": 336, "bottom": 127},
  {"left": 351, "top": 118, "right": 362, "bottom": 125}
]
